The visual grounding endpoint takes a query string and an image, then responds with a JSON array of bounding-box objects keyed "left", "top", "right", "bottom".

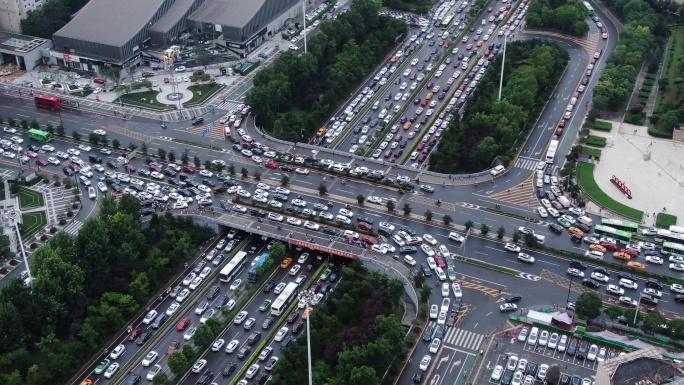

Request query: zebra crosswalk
[
  {"left": 184, "top": 124, "right": 227, "bottom": 140},
  {"left": 513, "top": 157, "right": 542, "bottom": 171},
  {"left": 62, "top": 220, "right": 83, "bottom": 236},
  {"left": 213, "top": 100, "right": 241, "bottom": 112},
  {"left": 427, "top": 323, "right": 486, "bottom": 351}
]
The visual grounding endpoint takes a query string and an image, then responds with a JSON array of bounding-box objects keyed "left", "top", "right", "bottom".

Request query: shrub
[
  {"left": 592, "top": 121, "right": 613, "bottom": 131},
  {"left": 648, "top": 124, "right": 673, "bottom": 138},
  {"left": 581, "top": 146, "right": 602, "bottom": 159},
  {"left": 586, "top": 135, "right": 607, "bottom": 147},
  {"left": 676, "top": 77, "right": 684, "bottom": 84}
]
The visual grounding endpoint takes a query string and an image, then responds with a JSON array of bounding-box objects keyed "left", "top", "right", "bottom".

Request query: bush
[
  {"left": 675, "top": 77, "right": 684, "bottom": 84},
  {"left": 581, "top": 146, "right": 602, "bottom": 159},
  {"left": 656, "top": 213, "right": 677, "bottom": 228},
  {"left": 648, "top": 124, "right": 673, "bottom": 138},
  {"left": 624, "top": 112, "right": 646, "bottom": 125},
  {"left": 586, "top": 135, "right": 607, "bottom": 147},
  {"left": 592, "top": 121, "right": 613, "bottom": 131}
]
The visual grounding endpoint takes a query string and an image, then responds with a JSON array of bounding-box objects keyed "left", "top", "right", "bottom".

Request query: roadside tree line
[
  {"left": 270, "top": 262, "right": 408, "bottom": 385},
  {"left": 0, "top": 197, "right": 215, "bottom": 385},
  {"left": 429, "top": 39, "right": 569, "bottom": 173},
  {"left": 526, "top": 0, "right": 590, "bottom": 37},
  {"left": 247, "top": 0, "right": 408, "bottom": 141}
]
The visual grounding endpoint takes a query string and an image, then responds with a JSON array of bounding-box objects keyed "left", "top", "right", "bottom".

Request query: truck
[
  {"left": 557, "top": 196, "right": 571, "bottom": 208},
  {"left": 533, "top": 234, "right": 546, "bottom": 245}
]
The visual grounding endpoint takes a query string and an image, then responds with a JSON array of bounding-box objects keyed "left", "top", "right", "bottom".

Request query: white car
[
  {"left": 619, "top": 296, "right": 638, "bottom": 307},
  {"left": 291, "top": 199, "right": 307, "bottom": 207},
  {"left": 429, "top": 338, "right": 441, "bottom": 354},
  {"left": 638, "top": 242, "right": 656, "bottom": 250},
  {"left": 591, "top": 272, "right": 609, "bottom": 282},
  {"left": 452, "top": 283, "right": 462, "bottom": 298},
  {"left": 669, "top": 255, "right": 684, "bottom": 263},
  {"left": 670, "top": 263, "right": 684, "bottom": 271},
  {"left": 109, "top": 344, "right": 126, "bottom": 359},
  {"left": 274, "top": 327, "right": 289, "bottom": 342},
  {"left": 303, "top": 221, "right": 319, "bottom": 231},
  {"left": 643, "top": 288, "right": 662, "bottom": 298},
  {"left": 606, "top": 284, "right": 624, "bottom": 296},
  {"left": 199, "top": 169, "right": 213, "bottom": 178},
  {"left": 165, "top": 302, "right": 180, "bottom": 316},
  {"left": 230, "top": 279, "right": 242, "bottom": 290},
  {"left": 141, "top": 351, "right": 158, "bottom": 366},
  {"left": 184, "top": 327, "right": 197, "bottom": 341},
  {"left": 104, "top": 363, "right": 120, "bottom": 379},
  {"left": 491, "top": 365, "right": 504, "bottom": 381},
  {"left": 287, "top": 217, "right": 302, "bottom": 226},
  {"left": 504, "top": 243, "right": 520, "bottom": 252},
  {"left": 419, "top": 355, "right": 431, "bottom": 371},
  {"left": 295, "top": 168, "right": 309, "bottom": 175},
  {"left": 517, "top": 253, "right": 535, "bottom": 263},
  {"left": 142, "top": 310, "right": 157, "bottom": 325},
  {"left": 500, "top": 303, "right": 517, "bottom": 312},
  {"left": 583, "top": 236, "right": 600, "bottom": 244},
  {"left": 587, "top": 344, "right": 599, "bottom": 361},
  {"left": 619, "top": 278, "right": 638, "bottom": 290},
  {"left": 567, "top": 268, "right": 584, "bottom": 278},
  {"left": 429, "top": 304, "right": 439, "bottom": 319},
  {"left": 538, "top": 331, "right": 549, "bottom": 346},
  {"left": 421, "top": 244, "right": 435, "bottom": 257},
  {"left": 339, "top": 208, "right": 354, "bottom": 217},
  {"left": 146, "top": 365, "right": 161, "bottom": 381},
  {"left": 191, "top": 358, "right": 206, "bottom": 373},
  {"left": 441, "top": 283, "right": 450, "bottom": 297},
  {"left": 422, "top": 234, "right": 438, "bottom": 245},
  {"left": 645, "top": 255, "right": 663, "bottom": 264},
  {"left": 672, "top": 284, "right": 684, "bottom": 294},
  {"left": 47, "top": 157, "right": 61, "bottom": 165},
  {"left": 78, "top": 144, "right": 91, "bottom": 152},
  {"left": 367, "top": 196, "right": 383, "bottom": 204},
  {"left": 211, "top": 338, "right": 225, "bottom": 352},
  {"left": 438, "top": 244, "right": 449, "bottom": 258},
  {"left": 537, "top": 207, "right": 548, "bottom": 217}
]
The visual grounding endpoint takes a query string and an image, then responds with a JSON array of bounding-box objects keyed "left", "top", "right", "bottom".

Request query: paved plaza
[{"left": 588, "top": 120, "right": 684, "bottom": 225}]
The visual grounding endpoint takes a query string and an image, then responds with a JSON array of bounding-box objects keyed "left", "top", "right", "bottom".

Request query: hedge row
[
  {"left": 592, "top": 121, "right": 613, "bottom": 131},
  {"left": 586, "top": 135, "right": 607, "bottom": 147},
  {"left": 648, "top": 124, "right": 673, "bottom": 138}
]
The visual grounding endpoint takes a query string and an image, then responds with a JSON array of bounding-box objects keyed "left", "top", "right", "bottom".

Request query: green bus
[
  {"left": 661, "top": 241, "right": 684, "bottom": 257},
  {"left": 600, "top": 218, "right": 639, "bottom": 234},
  {"left": 582, "top": 1, "right": 594, "bottom": 15},
  {"left": 594, "top": 225, "right": 632, "bottom": 244},
  {"left": 28, "top": 129, "right": 52, "bottom": 143}
]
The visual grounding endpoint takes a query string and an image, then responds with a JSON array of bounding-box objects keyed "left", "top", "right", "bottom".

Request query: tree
[
  {"left": 464, "top": 220, "right": 474, "bottom": 230},
  {"left": 575, "top": 291, "right": 602, "bottom": 320},
  {"left": 386, "top": 200, "right": 395, "bottom": 211},
  {"left": 71, "top": 130, "right": 81, "bottom": 141},
  {"left": 443, "top": 215, "right": 452, "bottom": 226},
  {"left": 167, "top": 351, "right": 189, "bottom": 376},
  {"left": 658, "top": 78, "right": 669, "bottom": 90},
  {"left": 228, "top": 163, "right": 236, "bottom": 175},
  {"left": 151, "top": 372, "right": 173, "bottom": 385},
  {"left": 642, "top": 310, "right": 666, "bottom": 335},
  {"left": 168, "top": 151, "right": 176, "bottom": 163},
  {"left": 281, "top": 174, "right": 289, "bottom": 186},
  {"left": 45, "top": 124, "right": 54, "bottom": 134},
  {"left": 88, "top": 133, "right": 100, "bottom": 145},
  {"left": 413, "top": 273, "right": 425, "bottom": 287},
  {"left": 140, "top": 142, "right": 148, "bottom": 154},
  {"left": 512, "top": 231, "right": 521, "bottom": 243},
  {"left": 241, "top": 167, "right": 248, "bottom": 178},
  {"left": 30, "top": 119, "right": 40, "bottom": 129},
  {"left": 56, "top": 124, "right": 65, "bottom": 136},
  {"left": 193, "top": 156, "right": 201, "bottom": 167},
  {"left": 204, "top": 160, "right": 212, "bottom": 170},
  {"left": 497, "top": 225, "right": 506, "bottom": 239},
  {"left": 127, "top": 142, "right": 138, "bottom": 152},
  {"left": 349, "top": 366, "right": 379, "bottom": 385},
  {"left": 20, "top": 119, "right": 28, "bottom": 129},
  {"left": 112, "top": 138, "right": 120, "bottom": 149},
  {"left": 668, "top": 318, "right": 684, "bottom": 340},
  {"left": 254, "top": 169, "right": 262, "bottom": 180},
  {"left": 158, "top": 148, "right": 167, "bottom": 160},
  {"left": 318, "top": 183, "right": 327, "bottom": 195},
  {"left": 523, "top": 233, "right": 539, "bottom": 248},
  {"left": 424, "top": 210, "right": 433, "bottom": 221},
  {"left": 192, "top": 323, "right": 216, "bottom": 350},
  {"left": 357, "top": 194, "right": 365, "bottom": 205},
  {"left": 420, "top": 285, "right": 432, "bottom": 303},
  {"left": 604, "top": 306, "right": 623, "bottom": 321},
  {"left": 402, "top": 203, "right": 412, "bottom": 216},
  {"left": 181, "top": 152, "right": 189, "bottom": 165},
  {"left": 269, "top": 241, "right": 286, "bottom": 261},
  {"left": 480, "top": 223, "right": 490, "bottom": 235}
]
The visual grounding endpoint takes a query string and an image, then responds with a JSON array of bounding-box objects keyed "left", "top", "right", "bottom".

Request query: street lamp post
[
  {"left": 299, "top": 292, "right": 314, "bottom": 385},
  {"left": 633, "top": 293, "right": 642, "bottom": 325},
  {"left": 498, "top": 35, "right": 509, "bottom": 101},
  {"left": 566, "top": 275, "right": 573, "bottom": 305},
  {"left": 302, "top": 0, "right": 308, "bottom": 54}
]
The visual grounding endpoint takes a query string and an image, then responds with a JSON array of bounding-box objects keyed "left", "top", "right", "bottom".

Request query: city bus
[
  {"left": 34, "top": 94, "right": 62, "bottom": 110},
  {"left": 441, "top": 14, "right": 454, "bottom": 29},
  {"left": 583, "top": 1, "right": 594, "bottom": 15},
  {"left": 27, "top": 129, "right": 52, "bottom": 143},
  {"left": 545, "top": 140, "right": 559, "bottom": 163},
  {"left": 669, "top": 226, "right": 684, "bottom": 235},
  {"left": 218, "top": 251, "right": 247, "bottom": 283},
  {"left": 655, "top": 229, "right": 684, "bottom": 245},
  {"left": 270, "top": 282, "right": 299, "bottom": 316},
  {"left": 247, "top": 252, "right": 270, "bottom": 283},
  {"left": 600, "top": 218, "right": 639, "bottom": 234},
  {"left": 661, "top": 241, "right": 684, "bottom": 258},
  {"left": 593, "top": 225, "right": 632, "bottom": 244}
]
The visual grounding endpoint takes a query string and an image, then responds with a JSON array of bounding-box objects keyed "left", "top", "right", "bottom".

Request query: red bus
[{"left": 34, "top": 94, "right": 61, "bottom": 110}]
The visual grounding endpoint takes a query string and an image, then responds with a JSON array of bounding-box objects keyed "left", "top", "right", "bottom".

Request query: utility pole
[
  {"left": 498, "top": 35, "right": 508, "bottom": 101},
  {"left": 302, "top": 0, "right": 308, "bottom": 54}
]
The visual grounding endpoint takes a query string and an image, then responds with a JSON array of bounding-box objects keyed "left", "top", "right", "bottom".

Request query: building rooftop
[
  {"left": 150, "top": 0, "right": 197, "bottom": 33},
  {"left": 189, "top": 0, "right": 265, "bottom": 28},
  {"left": 597, "top": 347, "right": 684, "bottom": 385},
  {"left": 54, "top": 0, "right": 166, "bottom": 47},
  {"left": 0, "top": 31, "right": 49, "bottom": 54}
]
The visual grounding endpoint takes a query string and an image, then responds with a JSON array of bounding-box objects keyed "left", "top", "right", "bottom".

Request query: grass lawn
[
  {"left": 71, "top": 89, "right": 94, "bottom": 97},
  {"left": 655, "top": 26, "right": 684, "bottom": 113},
  {"left": 20, "top": 211, "right": 46, "bottom": 240},
  {"left": 582, "top": 146, "right": 602, "bottom": 159},
  {"left": 18, "top": 187, "right": 44, "bottom": 209},
  {"left": 577, "top": 163, "right": 643, "bottom": 220},
  {"left": 117, "top": 91, "right": 175, "bottom": 111},
  {"left": 656, "top": 213, "right": 677, "bottom": 227},
  {"left": 183, "top": 83, "right": 224, "bottom": 107}
]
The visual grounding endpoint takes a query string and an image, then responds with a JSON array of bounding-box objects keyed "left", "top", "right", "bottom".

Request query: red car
[
  {"left": 93, "top": 78, "right": 106, "bottom": 84},
  {"left": 149, "top": 164, "right": 162, "bottom": 173},
  {"left": 265, "top": 160, "right": 278, "bottom": 169},
  {"left": 361, "top": 235, "right": 377, "bottom": 245},
  {"left": 35, "top": 159, "right": 48, "bottom": 166},
  {"left": 24, "top": 150, "right": 38, "bottom": 158},
  {"left": 555, "top": 127, "right": 564, "bottom": 136},
  {"left": 167, "top": 340, "right": 180, "bottom": 354},
  {"left": 434, "top": 256, "right": 445, "bottom": 267},
  {"left": 600, "top": 241, "right": 618, "bottom": 251},
  {"left": 621, "top": 248, "right": 639, "bottom": 257},
  {"left": 176, "top": 317, "right": 190, "bottom": 331},
  {"left": 124, "top": 164, "right": 136, "bottom": 172},
  {"left": 182, "top": 164, "right": 196, "bottom": 173},
  {"left": 164, "top": 78, "right": 170, "bottom": 84},
  {"left": 358, "top": 221, "right": 372, "bottom": 231},
  {"left": 128, "top": 327, "right": 142, "bottom": 341}
]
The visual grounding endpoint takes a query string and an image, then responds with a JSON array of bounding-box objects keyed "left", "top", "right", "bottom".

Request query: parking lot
[{"left": 481, "top": 326, "right": 619, "bottom": 384}]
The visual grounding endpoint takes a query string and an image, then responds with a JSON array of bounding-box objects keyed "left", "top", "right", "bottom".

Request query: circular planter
[
  {"left": 72, "top": 203, "right": 79, "bottom": 209},
  {"left": 0, "top": 267, "right": 7, "bottom": 274},
  {"left": 50, "top": 227, "right": 58, "bottom": 234},
  {"left": 67, "top": 212, "right": 73, "bottom": 218},
  {"left": 59, "top": 220, "right": 67, "bottom": 225},
  {"left": 30, "top": 243, "right": 38, "bottom": 249},
  {"left": 54, "top": 182, "right": 61, "bottom": 187},
  {"left": 8, "top": 259, "right": 19, "bottom": 266},
  {"left": 40, "top": 235, "right": 48, "bottom": 242}
]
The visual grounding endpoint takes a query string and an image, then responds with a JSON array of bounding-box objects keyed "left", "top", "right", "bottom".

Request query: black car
[
  {"left": 548, "top": 223, "right": 563, "bottom": 234},
  {"left": 238, "top": 346, "right": 251, "bottom": 359},
  {"left": 329, "top": 272, "right": 339, "bottom": 282},
  {"left": 400, "top": 246, "right": 418, "bottom": 254},
  {"left": 576, "top": 223, "right": 592, "bottom": 233},
  {"left": 247, "top": 331, "right": 262, "bottom": 344},
  {"left": 62, "top": 167, "right": 74, "bottom": 176},
  {"left": 192, "top": 117, "right": 204, "bottom": 125},
  {"left": 617, "top": 272, "right": 636, "bottom": 281},
  {"left": 322, "top": 227, "right": 341, "bottom": 236},
  {"left": 286, "top": 311, "right": 300, "bottom": 323},
  {"left": 423, "top": 325, "right": 434, "bottom": 342},
  {"left": 594, "top": 267, "right": 611, "bottom": 276},
  {"left": 222, "top": 362, "right": 237, "bottom": 376},
  {"left": 646, "top": 278, "right": 664, "bottom": 290},
  {"left": 262, "top": 317, "right": 275, "bottom": 329},
  {"left": 525, "top": 362, "right": 538, "bottom": 377},
  {"left": 215, "top": 295, "right": 230, "bottom": 308},
  {"left": 106, "top": 160, "right": 117, "bottom": 168},
  {"left": 135, "top": 330, "right": 154, "bottom": 345},
  {"left": 567, "top": 338, "right": 578, "bottom": 355},
  {"left": 421, "top": 263, "right": 432, "bottom": 277},
  {"left": 196, "top": 371, "right": 213, "bottom": 385},
  {"left": 124, "top": 374, "right": 141, "bottom": 385},
  {"left": 675, "top": 294, "right": 684, "bottom": 303},
  {"left": 163, "top": 168, "right": 176, "bottom": 177},
  {"left": 570, "top": 260, "right": 587, "bottom": 270},
  {"left": 576, "top": 341, "right": 589, "bottom": 359},
  {"left": 412, "top": 373, "right": 423, "bottom": 383},
  {"left": 141, "top": 207, "right": 156, "bottom": 216},
  {"left": 292, "top": 320, "right": 304, "bottom": 333},
  {"left": 570, "top": 234, "right": 582, "bottom": 243},
  {"left": 138, "top": 169, "right": 151, "bottom": 177},
  {"left": 206, "top": 285, "right": 220, "bottom": 300},
  {"left": 500, "top": 369, "right": 514, "bottom": 385},
  {"left": 357, "top": 216, "right": 374, "bottom": 224},
  {"left": 505, "top": 294, "right": 522, "bottom": 303},
  {"left": 263, "top": 280, "right": 276, "bottom": 293},
  {"left": 581, "top": 279, "right": 600, "bottom": 289},
  {"left": 645, "top": 250, "right": 661, "bottom": 257}
]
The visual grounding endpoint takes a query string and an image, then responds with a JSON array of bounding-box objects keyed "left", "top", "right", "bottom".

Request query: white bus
[
  {"left": 271, "top": 282, "right": 299, "bottom": 316},
  {"left": 218, "top": 251, "right": 247, "bottom": 283},
  {"left": 669, "top": 226, "right": 684, "bottom": 235},
  {"left": 545, "top": 140, "right": 559, "bottom": 163}
]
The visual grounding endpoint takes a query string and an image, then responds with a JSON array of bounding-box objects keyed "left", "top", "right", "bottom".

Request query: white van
[
  {"left": 404, "top": 255, "right": 416, "bottom": 266},
  {"left": 410, "top": 151, "right": 419, "bottom": 160},
  {"left": 577, "top": 215, "right": 593, "bottom": 227},
  {"left": 372, "top": 101, "right": 380, "bottom": 110},
  {"left": 335, "top": 215, "right": 351, "bottom": 225},
  {"left": 570, "top": 97, "right": 577, "bottom": 106},
  {"left": 332, "top": 164, "right": 346, "bottom": 172},
  {"left": 527, "top": 327, "right": 539, "bottom": 345},
  {"left": 490, "top": 165, "right": 505, "bottom": 176},
  {"left": 585, "top": 250, "right": 604, "bottom": 260}
]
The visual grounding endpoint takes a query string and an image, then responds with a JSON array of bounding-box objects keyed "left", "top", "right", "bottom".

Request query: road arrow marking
[
  {"left": 436, "top": 354, "right": 450, "bottom": 370},
  {"left": 449, "top": 359, "right": 462, "bottom": 373}
]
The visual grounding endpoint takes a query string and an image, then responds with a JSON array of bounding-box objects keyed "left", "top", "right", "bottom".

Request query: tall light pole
[
  {"left": 299, "top": 292, "right": 313, "bottom": 385},
  {"left": 566, "top": 274, "right": 573, "bottom": 305},
  {"left": 498, "top": 35, "right": 509, "bottom": 101},
  {"left": 302, "top": 0, "right": 308, "bottom": 54},
  {"left": 633, "top": 293, "right": 642, "bottom": 325}
]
